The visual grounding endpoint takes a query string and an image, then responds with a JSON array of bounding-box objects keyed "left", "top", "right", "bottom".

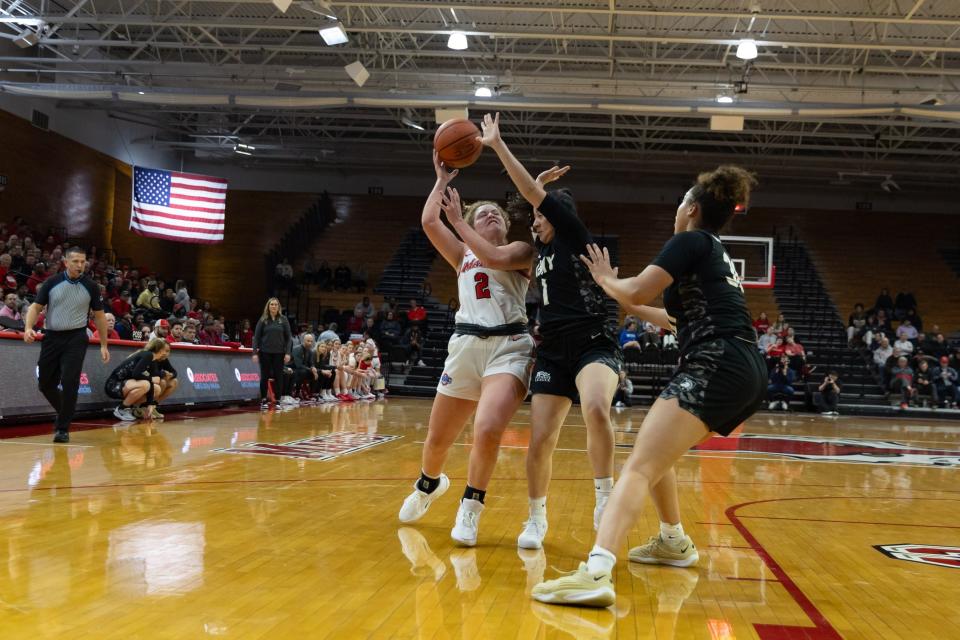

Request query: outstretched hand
[
  {"left": 433, "top": 150, "right": 459, "bottom": 185},
  {"left": 579, "top": 243, "right": 618, "bottom": 287},
  {"left": 536, "top": 165, "right": 571, "bottom": 186},
  {"left": 440, "top": 187, "right": 464, "bottom": 225},
  {"left": 478, "top": 112, "right": 502, "bottom": 147}
]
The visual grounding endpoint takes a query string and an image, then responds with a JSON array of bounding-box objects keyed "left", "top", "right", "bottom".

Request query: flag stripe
[
  {"left": 169, "top": 195, "right": 226, "bottom": 208},
  {"left": 132, "top": 209, "right": 225, "bottom": 230},
  {"left": 130, "top": 219, "right": 224, "bottom": 240},
  {"left": 133, "top": 202, "right": 224, "bottom": 221},
  {"left": 131, "top": 165, "right": 227, "bottom": 244}
]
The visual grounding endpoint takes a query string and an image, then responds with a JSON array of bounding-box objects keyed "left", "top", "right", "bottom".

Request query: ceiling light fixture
[
  {"left": 401, "top": 109, "right": 425, "bottom": 131},
  {"left": 474, "top": 87, "right": 492, "bottom": 98},
  {"left": 447, "top": 31, "right": 468, "bottom": 50},
  {"left": 736, "top": 38, "right": 758, "bottom": 60},
  {"left": 234, "top": 143, "right": 255, "bottom": 155},
  {"left": 716, "top": 93, "right": 734, "bottom": 104},
  {"left": 319, "top": 24, "right": 348, "bottom": 45}
]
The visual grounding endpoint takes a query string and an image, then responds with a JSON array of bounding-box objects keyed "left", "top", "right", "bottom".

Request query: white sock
[
  {"left": 594, "top": 477, "right": 614, "bottom": 497},
  {"left": 660, "top": 521, "right": 685, "bottom": 546},
  {"left": 586, "top": 545, "right": 616, "bottom": 574},
  {"left": 528, "top": 497, "right": 547, "bottom": 520}
]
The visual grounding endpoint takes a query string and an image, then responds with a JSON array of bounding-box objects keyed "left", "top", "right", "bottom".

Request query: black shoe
[{"left": 53, "top": 430, "right": 69, "bottom": 443}]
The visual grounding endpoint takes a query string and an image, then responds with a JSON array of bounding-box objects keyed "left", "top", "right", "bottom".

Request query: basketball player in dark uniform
[
  {"left": 532, "top": 165, "right": 766, "bottom": 607},
  {"left": 478, "top": 113, "right": 623, "bottom": 550}
]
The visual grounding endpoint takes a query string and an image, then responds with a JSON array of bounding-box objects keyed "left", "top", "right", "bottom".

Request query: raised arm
[
  {"left": 422, "top": 151, "right": 466, "bottom": 271},
  {"left": 580, "top": 244, "right": 674, "bottom": 308},
  {"left": 440, "top": 187, "right": 534, "bottom": 272}
]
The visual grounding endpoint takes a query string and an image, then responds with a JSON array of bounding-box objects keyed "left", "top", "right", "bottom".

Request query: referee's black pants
[{"left": 37, "top": 328, "right": 89, "bottom": 432}]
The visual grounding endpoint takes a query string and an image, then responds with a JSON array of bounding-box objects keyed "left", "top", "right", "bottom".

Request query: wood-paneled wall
[{"left": 0, "top": 108, "right": 320, "bottom": 320}]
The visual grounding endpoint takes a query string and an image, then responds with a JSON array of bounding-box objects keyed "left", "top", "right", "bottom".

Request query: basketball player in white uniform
[{"left": 398, "top": 151, "right": 536, "bottom": 547}]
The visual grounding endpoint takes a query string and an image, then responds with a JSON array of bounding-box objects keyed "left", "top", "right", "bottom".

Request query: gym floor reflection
[{"left": 0, "top": 399, "right": 958, "bottom": 639}]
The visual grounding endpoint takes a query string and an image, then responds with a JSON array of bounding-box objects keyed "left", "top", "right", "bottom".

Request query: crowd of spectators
[
  {"left": 0, "top": 217, "right": 236, "bottom": 349},
  {"left": 275, "top": 254, "right": 372, "bottom": 294},
  {"left": 848, "top": 288, "right": 960, "bottom": 409}
]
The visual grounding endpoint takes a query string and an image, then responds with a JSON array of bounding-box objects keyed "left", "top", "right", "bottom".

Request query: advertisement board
[{"left": 0, "top": 335, "right": 260, "bottom": 420}]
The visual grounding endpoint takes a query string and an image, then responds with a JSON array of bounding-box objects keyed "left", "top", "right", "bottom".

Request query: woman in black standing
[{"left": 252, "top": 297, "right": 292, "bottom": 409}]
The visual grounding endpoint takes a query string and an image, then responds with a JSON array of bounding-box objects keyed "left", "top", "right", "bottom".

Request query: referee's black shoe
[{"left": 53, "top": 429, "right": 69, "bottom": 444}]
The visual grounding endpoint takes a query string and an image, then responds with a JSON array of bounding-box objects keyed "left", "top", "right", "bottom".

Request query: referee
[{"left": 23, "top": 246, "right": 110, "bottom": 443}]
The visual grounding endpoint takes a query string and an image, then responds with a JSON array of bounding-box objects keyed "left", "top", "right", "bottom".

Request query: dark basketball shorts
[
  {"left": 531, "top": 328, "right": 624, "bottom": 400},
  {"left": 104, "top": 376, "right": 125, "bottom": 400},
  {"left": 660, "top": 337, "right": 767, "bottom": 436}
]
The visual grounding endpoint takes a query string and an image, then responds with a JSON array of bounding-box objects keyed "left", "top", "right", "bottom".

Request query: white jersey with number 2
[{"left": 454, "top": 249, "right": 529, "bottom": 327}]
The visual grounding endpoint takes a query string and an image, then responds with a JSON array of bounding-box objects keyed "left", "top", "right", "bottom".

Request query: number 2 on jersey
[{"left": 474, "top": 272, "right": 492, "bottom": 299}]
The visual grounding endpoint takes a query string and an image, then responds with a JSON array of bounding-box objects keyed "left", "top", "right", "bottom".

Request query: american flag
[{"left": 130, "top": 166, "right": 228, "bottom": 244}]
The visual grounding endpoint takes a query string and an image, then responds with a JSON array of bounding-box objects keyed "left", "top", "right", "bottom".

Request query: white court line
[{"left": 0, "top": 441, "right": 94, "bottom": 448}]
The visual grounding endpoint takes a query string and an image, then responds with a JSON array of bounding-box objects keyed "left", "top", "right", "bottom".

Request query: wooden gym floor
[{"left": 0, "top": 399, "right": 958, "bottom": 640}]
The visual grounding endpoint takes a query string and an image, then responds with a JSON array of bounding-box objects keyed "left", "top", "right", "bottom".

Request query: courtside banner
[{"left": 0, "top": 335, "right": 259, "bottom": 420}]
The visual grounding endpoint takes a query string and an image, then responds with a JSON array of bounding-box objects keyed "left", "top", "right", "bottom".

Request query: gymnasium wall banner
[{"left": 0, "top": 334, "right": 260, "bottom": 420}]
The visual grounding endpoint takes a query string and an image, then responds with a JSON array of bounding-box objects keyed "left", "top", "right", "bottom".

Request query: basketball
[{"left": 434, "top": 118, "right": 482, "bottom": 169}]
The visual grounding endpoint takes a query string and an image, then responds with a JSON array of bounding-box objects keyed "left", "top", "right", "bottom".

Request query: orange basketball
[{"left": 434, "top": 118, "right": 482, "bottom": 169}]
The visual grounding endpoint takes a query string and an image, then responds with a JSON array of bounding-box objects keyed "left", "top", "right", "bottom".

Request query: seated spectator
[
  {"left": 753, "top": 311, "right": 770, "bottom": 335},
  {"left": 0, "top": 254, "right": 16, "bottom": 292},
  {"left": 333, "top": 262, "right": 351, "bottom": 291},
  {"left": 25, "top": 262, "right": 47, "bottom": 294},
  {"left": 777, "top": 322, "right": 792, "bottom": 338},
  {"left": 932, "top": 356, "right": 958, "bottom": 408},
  {"left": 354, "top": 263, "right": 368, "bottom": 292},
  {"left": 0, "top": 292, "right": 22, "bottom": 324},
  {"left": 888, "top": 356, "right": 916, "bottom": 409},
  {"left": 173, "top": 281, "right": 191, "bottom": 316},
  {"left": 316, "top": 260, "right": 332, "bottom": 290},
  {"left": 640, "top": 321, "right": 660, "bottom": 350},
  {"left": 402, "top": 325, "right": 425, "bottom": 367},
  {"left": 873, "top": 287, "right": 893, "bottom": 317},
  {"left": 406, "top": 298, "right": 427, "bottom": 328},
  {"left": 115, "top": 314, "right": 133, "bottom": 340},
  {"left": 765, "top": 336, "right": 786, "bottom": 364},
  {"left": 813, "top": 370, "right": 842, "bottom": 416},
  {"left": 903, "top": 307, "right": 922, "bottom": 333},
  {"left": 613, "top": 369, "right": 633, "bottom": 408},
  {"left": 159, "top": 288, "right": 176, "bottom": 315},
  {"left": 873, "top": 336, "right": 893, "bottom": 379},
  {"left": 893, "top": 291, "right": 917, "bottom": 320},
  {"left": 239, "top": 319, "right": 254, "bottom": 348},
  {"left": 379, "top": 311, "right": 402, "bottom": 348},
  {"left": 618, "top": 320, "right": 642, "bottom": 351},
  {"left": 167, "top": 318, "right": 183, "bottom": 344},
  {"left": 275, "top": 259, "right": 294, "bottom": 290},
  {"left": 896, "top": 319, "right": 918, "bottom": 341},
  {"left": 92, "top": 312, "right": 120, "bottom": 340},
  {"left": 354, "top": 296, "right": 375, "bottom": 319},
  {"left": 302, "top": 254, "right": 317, "bottom": 284},
  {"left": 292, "top": 332, "right": 320, "bottom": 399},
  {"left": 136, "top": 281, "right": 161, "bottom": 311},
  {"left": 758, "top": 326, "right": 777, "bottom": 353},
  {"left": 112, "top": 290, "right": 133, "bottom": 318},
  {"left": 914, "top": 359, "right": 937, "bottom": 407},
  {"left": 362, "top": 317, "right": 379, "bottom": 344},
  {"left": 178, "top": 322, "right": 200, "bottom": 345},
  {"left": 346, "top": 309, "right": 365, "bottom": 335},
  {"left": 783, "top": 336, "right": 806, "bottom": 373},
  {"left": 929, "top": 333, "right": 950, "bottom": 359},
  {"left": 770, "top": 313, "right": 786, "bottom": 335},
  {"left": 200, "top": 319, "right": 225, "bottom": 346},
  {"left": 847, "top": 303, "right": 866, "bottom": 345},
  {"left": 767, "top": 355, "right": 795, "bottom": 411},
  {"left": 893, "top": 334, "right": 914, "bottom": 358},
  {"left": 148, "top": 319, "right": 170, "bottom": 342}
]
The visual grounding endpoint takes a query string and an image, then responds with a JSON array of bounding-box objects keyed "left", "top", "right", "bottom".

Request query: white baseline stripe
[
  {"left": 134, "top": 202, "right": 224, "bottom": 220},
  {"left": 130, "top": 220, "right": 223, "bottom": 240},
  {"left": 172, "top": 176, "right": 228, "bottom": 189},
  {"left": 132, "top": 211, "right": 225, "bottom": 231}
]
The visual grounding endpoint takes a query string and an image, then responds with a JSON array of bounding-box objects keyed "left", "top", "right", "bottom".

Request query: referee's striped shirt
[{"left": 35, "top": 272, "right": 104, "bottom": 331}]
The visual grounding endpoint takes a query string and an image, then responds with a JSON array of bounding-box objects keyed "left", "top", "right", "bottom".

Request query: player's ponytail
[{"left": 691, "top": 165, "right": 757, "bottom": 233}]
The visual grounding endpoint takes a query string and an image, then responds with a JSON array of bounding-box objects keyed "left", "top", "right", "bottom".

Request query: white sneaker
[
  {"left": 417, "top": 359, "right": 426, "bottom": 367},
  {"left": 768, "top": 401, "right": 778, "bottom": 411},
  {"left": 280, "top": 395, "right": 298, "bottom": 406},
  {"left": 363, "top": 393, "right": 376, "bottom": 400},
  {"left": 451, "top": 498, "right": 484, "bottom": 546},
  {"left": 614, "top": 401, "right": 625, "bottom": 408},
  {"left": 398, "top": 473, "right": 450, "bottom": 523},
  {"left": 517, "top": 517, "right": 548, "bottom": 549},
  {"left": 113, "top": 405, "right": 136, "bottom": 421},
  {"left": 593, "top": 493, "right": 610, "bottom": 531},
  {"left": 781, "top": 400, "right": 789, "bottom": 411}
]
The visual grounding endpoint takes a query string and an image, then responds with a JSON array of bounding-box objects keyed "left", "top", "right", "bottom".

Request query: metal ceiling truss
[{"left": 2, "top": 0, "right": 960, "bottom": 180}]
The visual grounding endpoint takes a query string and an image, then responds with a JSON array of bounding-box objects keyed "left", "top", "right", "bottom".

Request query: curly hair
[{"left": 689, "top": 165, "right": 757, "bottom": 233}]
